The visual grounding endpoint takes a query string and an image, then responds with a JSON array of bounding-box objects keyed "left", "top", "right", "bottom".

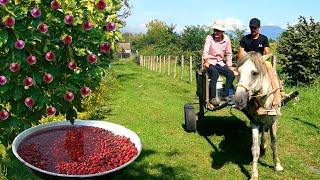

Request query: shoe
[
  {"left": 210, "top": 98, "right": 220, "bottom": 106},
  {"left": 220, "top": 96, "right": 227, "bottom": 101},
  {"left": 226, "top": 96, "right": 235, "bottom": 105}
]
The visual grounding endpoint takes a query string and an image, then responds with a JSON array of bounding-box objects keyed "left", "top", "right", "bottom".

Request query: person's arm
[
  {"left": 263, "top": 36, "right": 271, "bottom": 55},
  {"left": 237, "top": 37, "right": 247, "bottom": 60},
  {"left": 202, "top": 35, "right": 211, "bottom": 68},
  {"left": 225, "top": 37, "right": 233, "bottom": 67}
]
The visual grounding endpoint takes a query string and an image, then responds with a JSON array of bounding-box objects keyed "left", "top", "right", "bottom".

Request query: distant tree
[
  {"left": 180, "top": 25, "right": 210, "bottom": 58},
  {"left": 277, "top": 16, "right": 320, "bottom": 85},
  {"left": 228, "top": 28, "right": 245, "bottom": 62}
]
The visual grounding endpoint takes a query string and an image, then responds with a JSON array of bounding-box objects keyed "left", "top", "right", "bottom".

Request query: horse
[{"left": 234, "top": 51, "right": 284, "bottom": 180}]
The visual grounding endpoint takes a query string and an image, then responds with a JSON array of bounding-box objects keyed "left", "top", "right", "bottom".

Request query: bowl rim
[{"left": 12, "top": 119, "right": 142, "bottom": 178}]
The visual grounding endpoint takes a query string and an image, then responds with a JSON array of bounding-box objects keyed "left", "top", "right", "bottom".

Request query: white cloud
[
  {"left": 223, "top": 17, "right": 244, "bottom": 31},
  {"left": 122, "top": 23, "right": 146, "bottom": 34}
]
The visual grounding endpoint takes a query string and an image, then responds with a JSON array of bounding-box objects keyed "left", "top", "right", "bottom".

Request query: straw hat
[{"left": 212, "top": 19, "right": 226, "bottom": 32}]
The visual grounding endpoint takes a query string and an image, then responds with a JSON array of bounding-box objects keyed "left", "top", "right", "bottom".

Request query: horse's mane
[{"left": 236, "top": 51, "right": 267, "bottom": 76}]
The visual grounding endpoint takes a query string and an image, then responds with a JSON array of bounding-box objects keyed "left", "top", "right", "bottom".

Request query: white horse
[{"left": 234, "top": 52, "right": 284, "bottom": 180}]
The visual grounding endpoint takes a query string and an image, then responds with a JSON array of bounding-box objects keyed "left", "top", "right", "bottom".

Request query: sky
[{"left": 122, "top": 0, "right": 320, "bottom": 33}]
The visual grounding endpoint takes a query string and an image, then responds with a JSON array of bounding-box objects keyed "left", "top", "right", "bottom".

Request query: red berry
[
  {"left": 31, "top": 7, "right": 41, "bottom": 18},
  {"left": 0, "top": 0, "right": 10, "bottom": 6},
  {"left": 24, "top": 97, "right": 35, "bottom": 107},
  {"left": 96, "top": 0, "right": 107, "bottom": 10},
  {"left": 43, "top": 73, "right": 53, "bottom": 84},
  {"left": 64, "top": 92, "right": 74, "bottom": 102},
  {"left": 83, "top": 21, "right": 93, "bottom": 31},
  {"left": 26, "top": 55, "right": 37, "bottom": 65},
  {"left": 68, "top": 61, "right": 77, "bottom": 70},
  {"left": 80, "top": 87, "right": 91, "bottom": 97},
  {"left": 105, "top": 22, "right": 116, "bottom": 31},
  {"left": 15, "top": 40, "right": 25, "bottom": 49},
  {"left": 63, "top": 35, "right": 72, "bottom": 45},
  {"left": 0, "top": 110, "right": 9, "bottom": 121},
  {"left": 87, "top": 54, "right": 98, "bottom": 64},
  {"left": 64, "top": 15, "right": 73, "bottom": 25},
  {"left": 23, "top": 77, "right": 34, "bottom": 87},
  {"left": 0, "top": 75, "right": 7, "bottom": 85},
  {"left": 50, "top": 0, "right": 60, "bottom": 10},
  {"left": 3, "top": 16, "right": 15, "bottom": 28},
  {"left": 47, "top": 106, "right": 56, "bottom": 116},
  {"left": 38, "top": 23, "right": 48, "bottom": 33},
  {"left": 100, "top": 43, "right": 111, "bottom": 53},
  {"left": 9, "top": 63, "right": 20, "bottom": 73},
  {"left": 45, "top": 51, "right": 56, "bottom": 61}
]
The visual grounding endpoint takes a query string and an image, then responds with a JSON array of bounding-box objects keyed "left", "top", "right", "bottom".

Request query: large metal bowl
[{"left": 12, "top": 120, "right": 142, "bottom": 179}]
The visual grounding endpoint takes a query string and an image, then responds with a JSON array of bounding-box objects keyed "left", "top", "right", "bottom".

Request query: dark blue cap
[{"left": 249, "top": 18, "right": 260, "bottom": 27}]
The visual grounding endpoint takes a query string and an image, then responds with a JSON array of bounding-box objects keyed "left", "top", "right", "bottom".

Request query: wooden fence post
[
  {"left": 159, "top": 56, "right": 162, "bottom": 73},
  {"left": 168, "top": 55, "right": 171, "bottom": 76},
  {"left": 189, "top": 56, "right": 192, "bottom": 83},
  {"left": 174, "top": 56, "right": 177, "bottom": 79},
  {"left": 180, "top": 55, "right": 184, "bottom": 80}
]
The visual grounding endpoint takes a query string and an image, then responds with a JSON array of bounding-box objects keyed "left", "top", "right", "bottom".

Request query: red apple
[
  {"left": 0, "top": 0, "right": 10, "bottom": 6},
  {"left": 31, "top": 7, "right": 41, "bottom": 18},
  {"left": 64, "top": 92, "right": 74, "bottom": 102},
  {"left": 43, "top": 73, "right": 53, "bottom": 84},
  {"left": 83, "top": 21, "right": 93, "bottom": 31},
  {"left": 68, "top": 61, "right": 77, "bottom": 70},
  {"left": 64, "top": 15, "right": 73, "bottom": 25},
  {"left": 15, "top": 40, "right": 25, "bottom": 49},
  {"left": 3, "top": 16, "right": 15, "bottom": 28},
  {"left": 45, "top": 51, "right": 55, "bottom": 61},
  {"left": 63, "top": 35, "right": 72, "bottom": 45},
  {"left": 9, "top": 63, "right": 20, "bottom": 73},
  {"left": 100, "top": 43, "right": 111, "bottom": 53},
  {"left": 23, "top": 77, "right": 34, "bottom": 87},
  {"left": 38, "top": 23, "right": 48, "bottom": 33},
  {"left": 24, "top": 97, "right": 35, "bottom": 107},
  {"left": 105, "top": 22, "right": 116, "bottom": 31},
  {"left": 0, "top": 110, "right": 9, "bottom": 121},
  {"left": 0, "top": 75, "right": 7, "bottom": 85},
  {"left": 96, "top": 0, "right": 107, "bottom": 10},
  {"left": 47, "top": 106, "right": 57, "bottom": 116},
  {"left": 26, "top": 55, "right": 37, "bottom": 65},
  {"left": 80, "top": 87, "right": 91, "bottom": 97},
  {"left": 50, "top": 0, "right": 60, "bottom": 10},
  {"left": 87, "top": 54, "right": 98, "bottom": 64}
]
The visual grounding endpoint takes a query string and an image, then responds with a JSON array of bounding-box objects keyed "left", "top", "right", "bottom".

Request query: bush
[
  {"left": 277, "top": 16, "right": 320, "bottom": 85},
  {"left": 0, "top": 0, "right": 123, "bottom": 147}
]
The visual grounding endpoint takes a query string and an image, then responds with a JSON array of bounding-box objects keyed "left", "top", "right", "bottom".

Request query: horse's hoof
[
  {"left": 275, "top": 164, "right": 284, "bottom": 171},
  {"left": 250, "top": 176, "right": 258, "bottom": 180}
]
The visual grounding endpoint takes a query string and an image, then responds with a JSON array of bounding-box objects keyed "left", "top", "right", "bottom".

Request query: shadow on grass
[
  {"left": 116, "top": 73, "right": 139, "bottom": 83},
  {"left": 3, "top": 149, "right": 189, "bottom": 180},
  {"left": 292, "top": 117, "right": 320, "bottom": 132},
  {"left": 196, "top": 115, "right": 252, "bottom": 179}
]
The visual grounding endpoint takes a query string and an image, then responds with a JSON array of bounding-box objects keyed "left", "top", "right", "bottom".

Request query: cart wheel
[{"left": 184, "top": 103, "right": 196, "bottom": 132}]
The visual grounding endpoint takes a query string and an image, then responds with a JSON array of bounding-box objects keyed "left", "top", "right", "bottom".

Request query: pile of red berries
[{"left": 18, "top": 126, "right": 138, "bottom": 175}]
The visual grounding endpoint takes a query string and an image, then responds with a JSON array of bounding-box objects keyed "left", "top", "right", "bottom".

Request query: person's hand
[
  {"left": 229, "top": 66, "right": 239, "bottom": 76},
  {"left": 203, "top": 58, "right": 209, "bottom": 68}
]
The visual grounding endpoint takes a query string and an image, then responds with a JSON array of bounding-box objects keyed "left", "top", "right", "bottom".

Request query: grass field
[{"left": 1, "top": 58, "right": 320, "bottom": 180}]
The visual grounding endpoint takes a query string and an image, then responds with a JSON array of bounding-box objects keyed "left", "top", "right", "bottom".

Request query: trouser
[{"left": 207, "top": 64, "right": 235, "bottom": 99}]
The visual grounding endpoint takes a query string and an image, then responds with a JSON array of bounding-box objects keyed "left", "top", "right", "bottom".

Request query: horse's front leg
[
  {"left": 270, "top": 119, "right": 284, "bottom": 171},
  {"left": 251, "top": 124, "right": 260, "bottom": 180}
]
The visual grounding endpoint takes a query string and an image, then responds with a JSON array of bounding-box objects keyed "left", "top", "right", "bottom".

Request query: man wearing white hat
[{"left": 202, "top": 19, "right": 235, "bottom": 106}]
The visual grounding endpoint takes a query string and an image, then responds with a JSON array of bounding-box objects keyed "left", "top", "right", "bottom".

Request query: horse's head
[{"left": 234, "top": 52, "right": 270, "bottom": 109}]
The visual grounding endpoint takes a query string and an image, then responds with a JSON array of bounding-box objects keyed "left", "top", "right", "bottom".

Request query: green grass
[{"left": 1, "top": 58, "right": 320, "bottom": 179}]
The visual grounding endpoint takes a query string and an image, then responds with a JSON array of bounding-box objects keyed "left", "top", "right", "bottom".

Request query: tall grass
[{"left": 1, "top": 58, "right": 319, "bottom": 179}]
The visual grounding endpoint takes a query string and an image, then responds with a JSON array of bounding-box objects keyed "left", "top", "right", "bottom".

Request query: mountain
[{"left": 260, "top": 25, "right": 285, "bottom": 40}]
